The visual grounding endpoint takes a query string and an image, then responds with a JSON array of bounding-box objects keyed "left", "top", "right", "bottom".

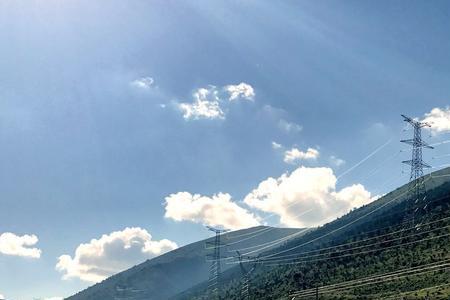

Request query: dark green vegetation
[
  {"left": 65, "top": 226, "right": 304, "bottom": 300},
  {"left": 179, "top": 167, "right": 450, "bottom": 300},
  {"left": 68, "top": 167, "right": 450, "bottom": 300}
]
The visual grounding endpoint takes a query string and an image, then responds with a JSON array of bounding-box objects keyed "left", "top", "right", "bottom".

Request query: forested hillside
[
  {"left": 65, "top": 226, "right": 305, "bottom": 300},
  {"left": 179, "top": 168, "right": 450, "bottom": 300}
]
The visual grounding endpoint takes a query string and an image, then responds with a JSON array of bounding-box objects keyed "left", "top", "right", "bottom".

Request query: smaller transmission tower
[
  {"left": 400, "top": 114, "right": 433, "bottom": 224},
  {"left": 236, "top": 251, "right": 260, "bottom": 300},
  {"left": 206, "top": 226, "right": 229, "bottom": 300}
]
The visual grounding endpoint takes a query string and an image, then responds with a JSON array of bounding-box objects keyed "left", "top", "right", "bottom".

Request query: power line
[
  {"left": 217, "top": 145, "right": 422, "bottom": 259},
  {"left": 337, "top": 138, "right": 392, "bottom": 181},
  {"left": 260, "top": 230, "right": 450, "bottom": 267},
  {"left": 359, "top": 150, "right": 402, "bottom": 184},
  {"left": 254, "top": 177, "right": 431, "bottom": 260},
  {"left": 209, "top": 209, "right": 314, "bottom": 250},
  {"left": 223, "top": 226, "right": 273, "bottom": 240},
  {"left": 291, "top": 259, "right": 450, "bottom": 298},
  {"left": 231, "top": 173, "right": 448, "bottom": 265},
  {"left": 206, "top": 228, "right": 311, "bottom": 264},
  {"left": 230, "top": 214, "right": 450, "bottom": 265},
  {"left": 290, "top": 261, "right": 450, "bottom": 299},
  {"left": 206, "top": 227, "right": 274, "bottom": 250},
  {"left": 256, "top": 222, "right": 450, "bottom": 264},
  {"left": 235, "top": 213, "right": 450, "bottom": 263},
  {"left": 380, "top": 282, "right": 450, "bottom": 300}
]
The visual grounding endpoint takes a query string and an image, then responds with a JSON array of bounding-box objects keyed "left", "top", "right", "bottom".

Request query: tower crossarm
[
  {"left": 401, "top": 160, "right": 432, "bottom": 168},
  {"left": 400, "top": 139, "right": 434, "bottom": 149},
  {"left": 206, "top": 226, "right": 230, "bottom": 234}
]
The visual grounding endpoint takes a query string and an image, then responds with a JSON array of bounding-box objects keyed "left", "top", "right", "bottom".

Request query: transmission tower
[
  {"left": 205, "top": 226, "right": 229, "bottom": 300},
  {"left": 236, "top": 251, "right": 260, "bottom": 300},
  {"left": 400, "top": 114, "right": 433, "bottom": 225}
]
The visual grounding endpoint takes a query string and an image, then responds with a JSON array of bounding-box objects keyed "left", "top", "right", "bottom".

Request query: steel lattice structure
[
  {"left": 206, "top": 226, "right": 229, "bottom": 300},
  {"left": 236, "top": 251, "right": 260, "bottom": 300},
  {"left": 400, "top": 114, "right": 433, "bottom": 224}
]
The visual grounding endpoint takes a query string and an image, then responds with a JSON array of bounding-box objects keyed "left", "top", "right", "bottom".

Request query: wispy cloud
[
  {"left": 272, "top": 141, "right": 282, "bottom": 149},
  {"left": 329, "top": 155, "right": 346, "bottom": 167},
  {"left": 278, "top": 119, "right": 302, "bottom": 133},
  {"left": 130, "top": 76, "right": 154, "bottom": 90}
]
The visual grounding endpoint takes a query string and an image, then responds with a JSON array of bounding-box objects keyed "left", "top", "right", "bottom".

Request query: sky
[{"left": 1, "top": 0, "right": 450, "bottom": 299}]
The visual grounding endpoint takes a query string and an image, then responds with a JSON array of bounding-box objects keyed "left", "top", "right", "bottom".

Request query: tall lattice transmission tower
[
  {"left": 400, "top": 114, "right": 433, "bottom": 224},
  {"left": 206, "top": 226, "right": 229, "bottom": 300},
  {"left": 236, "top": 251, "right": 260, "bottom": 300}
]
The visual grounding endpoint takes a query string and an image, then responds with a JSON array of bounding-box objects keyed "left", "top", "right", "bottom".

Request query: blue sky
[{"left": 1, "top": 1, "right": 450, "bottom": 299}]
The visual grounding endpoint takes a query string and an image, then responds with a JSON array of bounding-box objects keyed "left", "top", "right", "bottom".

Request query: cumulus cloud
[
  {"left": 164, "top": 192, "right": 260, "bottom": 230},
  {"left": 56, "top": 227, "right": 177, "bottom": 283},
  {"left": 422, "top": 107, "right": 450, "bottom": 134},
  {"left": 272, "top": 141, "right": 282, "bottom": 149},
  {"left": 178, "top": 86, "right": 225, "bottom": 120},
  {"left": 329, "top": 155, "right": 346, "bottom": 167},
  {"left": 0, "top": 293, "right": 4, "bottom": 300},
  {"left": 278, "top": 119, "right": 302, "bottom": 133},
  {"left": 130, "top": 77, "right": 154, "bottom": 89},
  {"left": 0, "top": 232, "right": 41, "bottom": 258},
  {"left": 244, "top": 167, "right": 373, "bottom": 227},
  {"left": 225, "top": 83, "right": 255, "bottom": 101},
  {"left": 284, "top": 147, "right": 319, "bottom": 164}
]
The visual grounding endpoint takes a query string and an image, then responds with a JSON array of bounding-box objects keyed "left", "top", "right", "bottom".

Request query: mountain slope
[
  {"left": 176, "top": 167, "right": 450, "bottom": 299},
  {"left": 66, "top": 226, "right": 306, "bottom": 300}
]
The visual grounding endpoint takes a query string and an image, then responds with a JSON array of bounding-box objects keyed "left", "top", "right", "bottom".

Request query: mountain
[
  {"left": 68, "top": 167, "right": 450, "bottom": 300},
  {"left": 177, "top": 167, "right": 450, "bottom": 299},
  {"left": 65, "top": 226, "right": 306, "bottom": 300}
]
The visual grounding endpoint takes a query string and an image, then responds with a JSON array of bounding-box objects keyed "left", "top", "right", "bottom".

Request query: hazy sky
[{"left": 1, "top": 1, "right": 450, "bottom": 299}]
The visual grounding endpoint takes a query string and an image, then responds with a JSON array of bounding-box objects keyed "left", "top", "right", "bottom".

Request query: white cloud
[
  {"left": 284, "top": 147, "right": 319, "bottom": 164},
  {"left": 271, "top": 141, "right": 282, "bottom": 149},
  {"left": 178, "top": 87, "right": 225, "bottom": 120},
  {"left": 0, "top": 293, "right": 4, "bottom": 300},
  {"left": 329, "top": 155, "right": 346, "bottom": 167},
  {"left": 244, "top": 166, "right": 373, "bottom": 227},
  {"left": 0, "top": 232, "right": 41, "bottom": 258},
  {"left": 422, "top": 107, "right": 450, "bottom": 134},
  {"left": 225, "top": 83, "right": 255, "bottom": 101},
  {"left": 56, "top": 227, "right": 177, "bottom": 283},
  {"left": 164, "top": 192, "right": 260, "bottom": 230},
  {"left": 130, "top": 77, "right": 154, "bottom": 89},
  {"left": 177, "top": 83, "right": 256, "bottom": 120},
  {"left": 278, "top": 119, "right": 302, "bottom": 133}
]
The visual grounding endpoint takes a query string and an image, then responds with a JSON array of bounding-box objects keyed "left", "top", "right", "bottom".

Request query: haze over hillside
[{"left": 66, "top": 226, "right": 305, "bottom": 300}]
